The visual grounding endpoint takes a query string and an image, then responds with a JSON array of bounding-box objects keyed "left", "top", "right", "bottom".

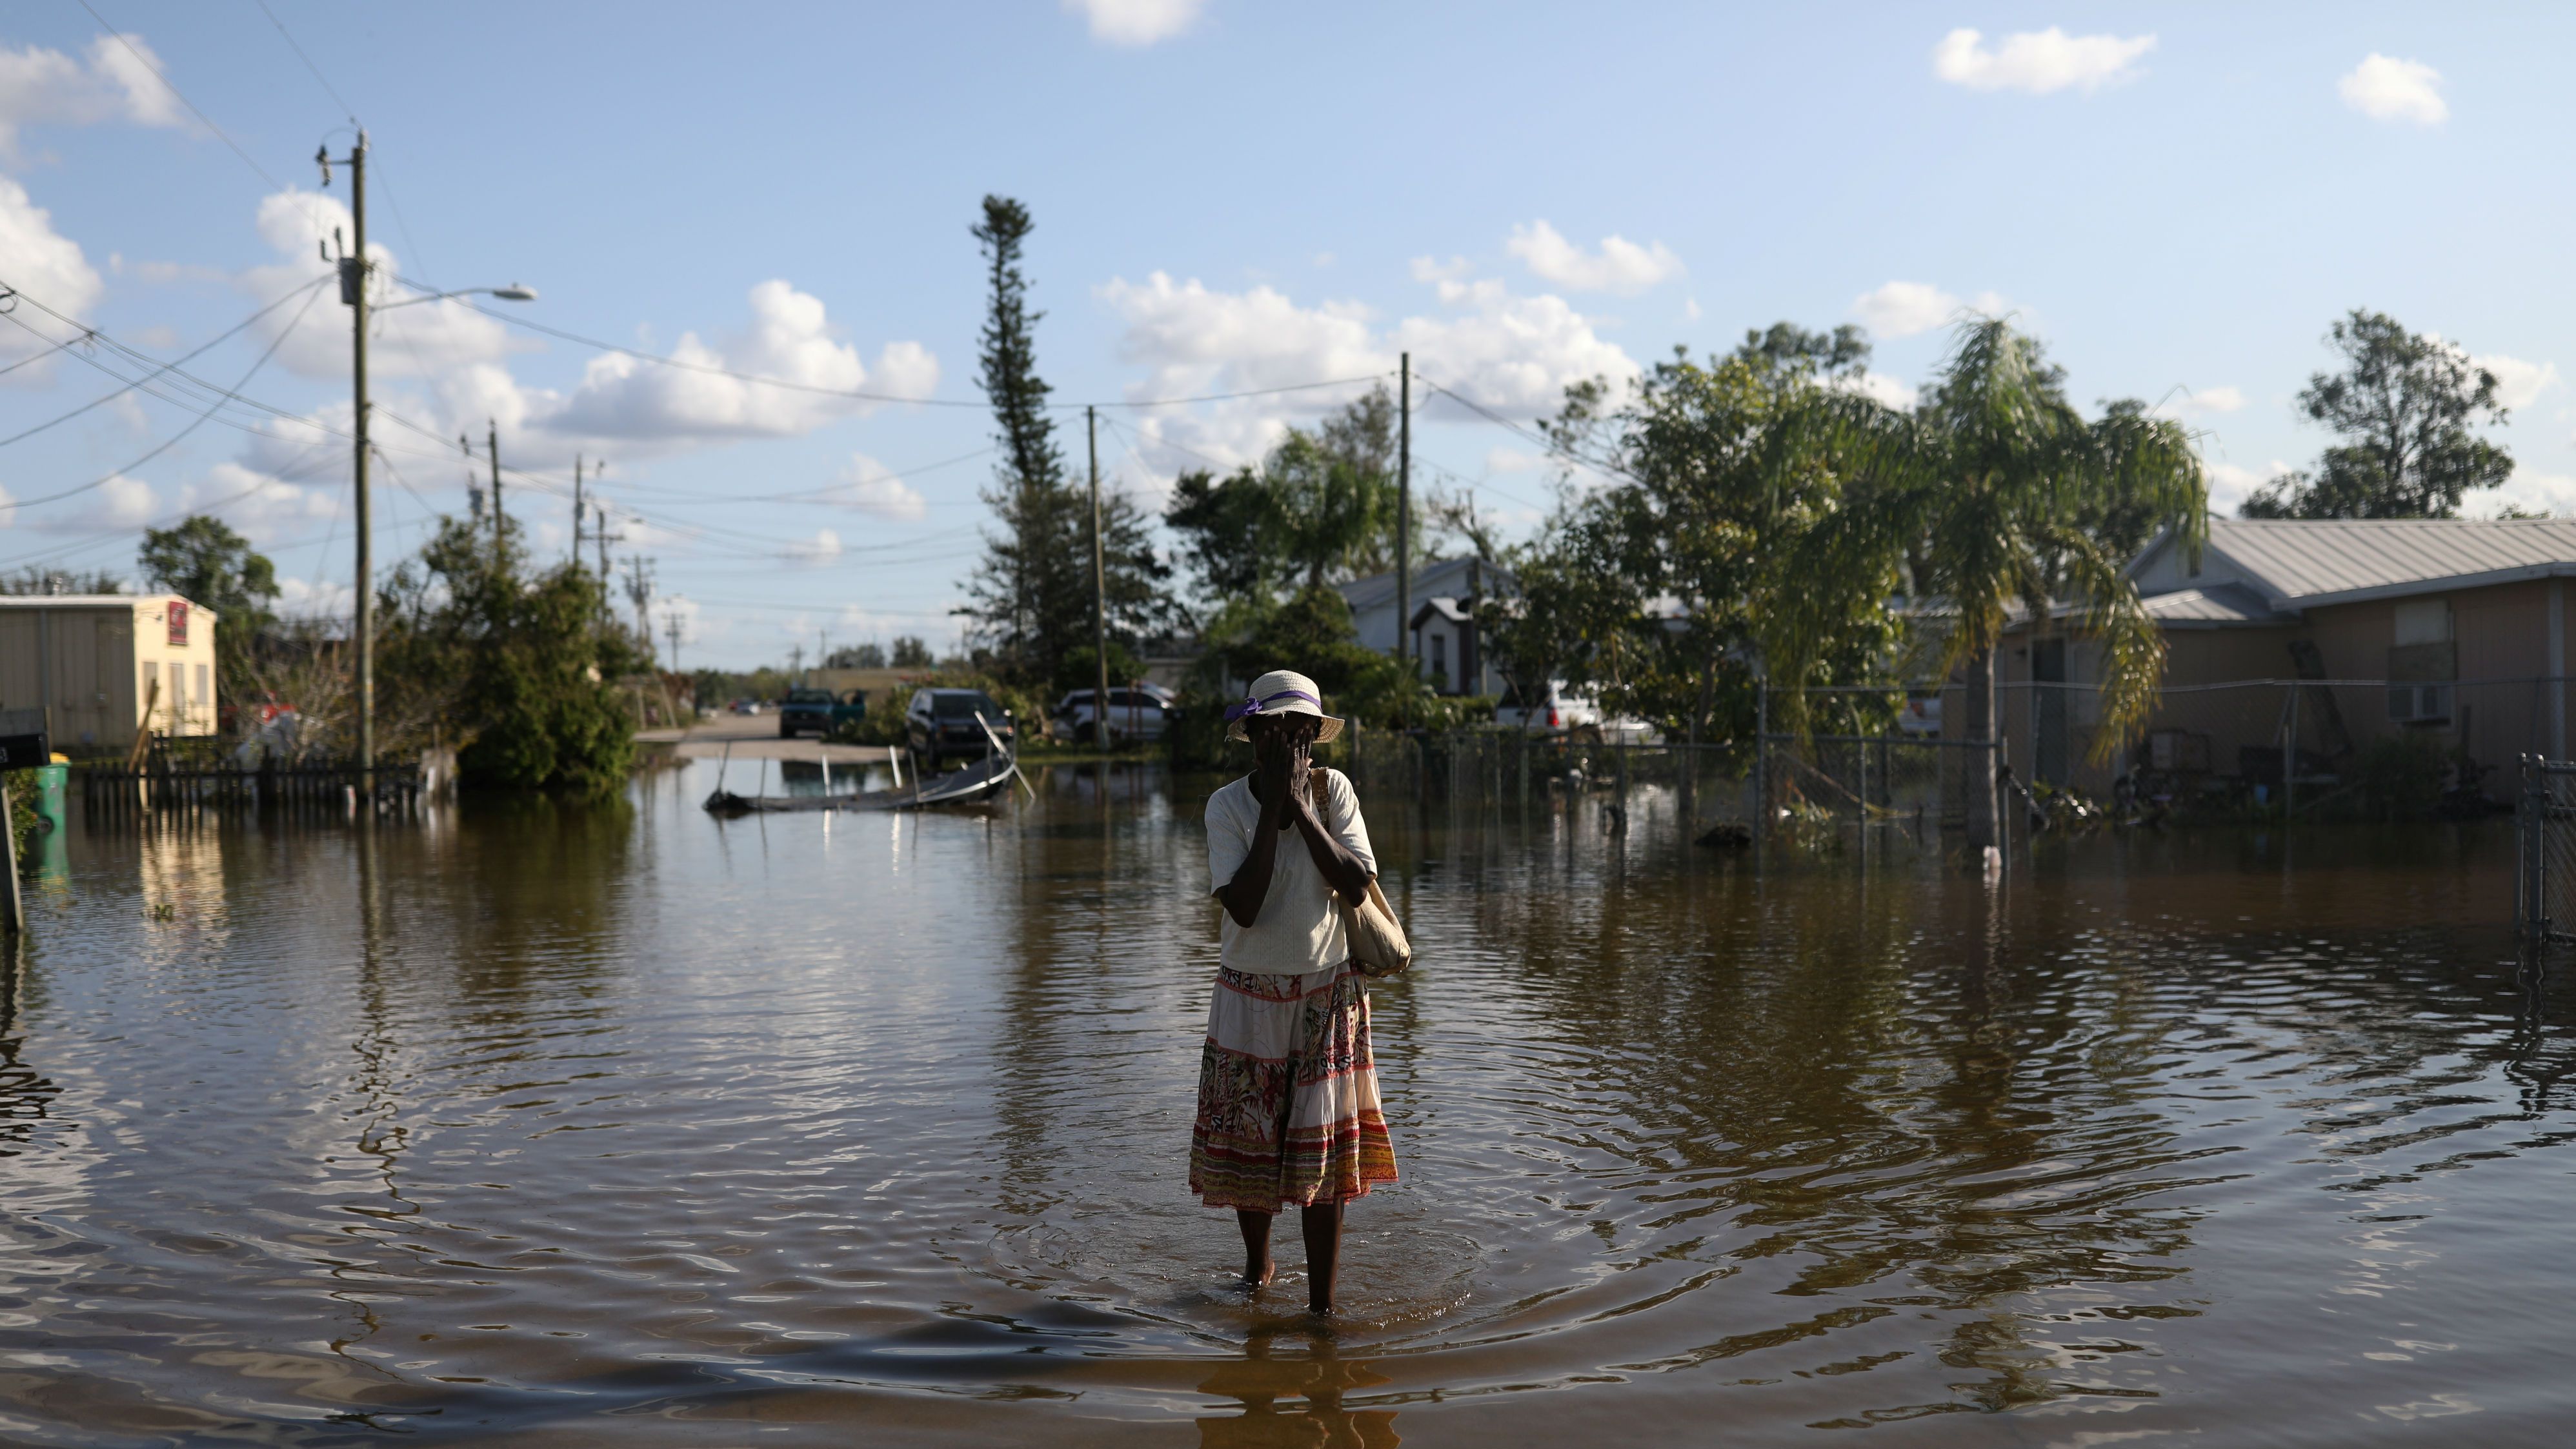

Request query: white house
[{"left": 1335, "top": 556, "right": 1514, "bottom": 695}]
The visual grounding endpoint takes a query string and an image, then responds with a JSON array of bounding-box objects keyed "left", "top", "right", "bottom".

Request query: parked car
[
  {"left": 729, "top": 697, "right": 763, "bottom": 715},
  {"left": 1496, "top": 680, "right": 1657, "bottom": 743},
  {"left": 1051, "top": 683, "right": 1177, "bottom": 746},
  {"left": 907, "top": 688, "right": 1017, "bottom": 770},
  {"left": 776, "top": 686, "right": 839, "bottom": 738}
]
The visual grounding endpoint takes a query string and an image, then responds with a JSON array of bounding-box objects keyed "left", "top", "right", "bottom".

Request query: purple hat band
[{"left": 1224, "top": 687, "right": 1323, "bottom": 724}]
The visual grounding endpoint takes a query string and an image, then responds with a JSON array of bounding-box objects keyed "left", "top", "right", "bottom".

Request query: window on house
[
  {"left": 196, "top": 663, "right": 209, "bottom": 717},
  {"left": 171, "top": 661, "right": 186, "bottom": 723},
  {"left": 1429, "top": 632, "right": 1447, "bottom": 686},
  {"left": 2394, "top": 598, "right": 2452, "bottom": 645}
]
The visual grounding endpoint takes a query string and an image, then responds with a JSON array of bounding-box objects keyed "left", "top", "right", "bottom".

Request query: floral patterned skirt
[{"left": 1190, "top": 963, "right": 1398, "bottom": 1212}]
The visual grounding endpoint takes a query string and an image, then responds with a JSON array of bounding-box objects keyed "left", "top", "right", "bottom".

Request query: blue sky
[{"left": 2, "top": 1, "right": 2570, "bottom": 669}]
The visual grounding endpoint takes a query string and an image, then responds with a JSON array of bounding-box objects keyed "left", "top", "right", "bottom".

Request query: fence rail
[{"left": 80, "top": 759, "right": 425, "bottom": 819}]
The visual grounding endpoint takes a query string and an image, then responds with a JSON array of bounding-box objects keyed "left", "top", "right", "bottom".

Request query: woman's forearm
[
  {"left": 1218, "top": 793, "right": 1290, "bottom": 926},
  {"left": 1291, "top": 799, "right": 1371, "bottom": 904}
]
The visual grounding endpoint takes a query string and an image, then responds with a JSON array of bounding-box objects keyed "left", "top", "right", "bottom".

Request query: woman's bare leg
[
  {"left": 1235, "top": 1209, "right": 1276, "bottom": 1288},
  {"left": 1301, "top": 1201, "right": 1343, "bottom": 1313}
]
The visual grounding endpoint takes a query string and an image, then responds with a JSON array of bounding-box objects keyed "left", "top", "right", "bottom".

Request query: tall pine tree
[{"left": 962, "top": 195, "right": 1174, "bottom": 684}]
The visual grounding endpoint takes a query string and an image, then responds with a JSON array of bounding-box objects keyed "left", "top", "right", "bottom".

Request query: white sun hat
[{"left": 1224, "top": 668, "right": 1344, "bottom": 744}]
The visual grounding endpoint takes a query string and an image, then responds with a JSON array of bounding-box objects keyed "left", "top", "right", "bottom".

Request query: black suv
[{"left": 906, "top": 688, "right": 1014, "bottom": 770}]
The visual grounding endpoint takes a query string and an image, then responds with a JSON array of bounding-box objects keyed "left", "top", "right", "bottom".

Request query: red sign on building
[{"left": 167, "top": 600, "right": 188, "bottom": 647}]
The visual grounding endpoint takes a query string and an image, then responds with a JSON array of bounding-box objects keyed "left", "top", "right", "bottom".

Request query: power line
[
  {"left": 0, "top": 276, "right": 331, "bottom": 447},
  {"left": 74, "top": 0, "right": 288, "bottom": 190},
  {"left": 252, "top": 0, "right": 359, "bottom": 122},
  {"left": 0, "top": 283, "right": 323, "bottom": 515}
]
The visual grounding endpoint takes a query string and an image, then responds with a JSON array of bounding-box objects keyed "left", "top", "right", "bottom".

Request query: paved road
[{"left": 638, "top": 710, "right": 907, "bottom": 762}]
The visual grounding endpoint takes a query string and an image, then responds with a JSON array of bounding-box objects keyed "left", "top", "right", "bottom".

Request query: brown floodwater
[{"left": 1, "top": 757, "right": 2568, "bottom": 1445}]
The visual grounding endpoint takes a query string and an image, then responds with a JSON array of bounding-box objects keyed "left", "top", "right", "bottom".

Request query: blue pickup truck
[{"left": 777, "top": 688, "right": 868, "bottom": 739}]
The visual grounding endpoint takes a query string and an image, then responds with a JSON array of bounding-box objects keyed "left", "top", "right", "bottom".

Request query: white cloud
[
  {"left": 1099, "top": 265, "right": 1635, "bottom": 481},
  {"left": 2475, "top": 353, "right": 2556, "bottom": 411},
  {"left": 240, "top": 188, "right": 521, "bottom": 385},
  {"left": 2340, "top": 54, "right": 2446, "bottom": 125},
  {"left": 2204, "top": 459, "right": 2297, "bottom": 514},
  {"left": 1849, "top": 280, "right": 2009, "bottom": 339},
  {"left": 1504, "top": 220, "right": 1684, "bottom": 295},
  {"left": 0, "top": 174, "right": 104, "bottom": 379},
  {"left": 1840, "top": 370, "right": 1920, "bottom": 411},
  {"left": 2162, "top": 385, "right": 2246, "bottom": 417},
  {"left": 0, "top": 34, "right": 185, "bottom": 157},
  {"left": 1932, "top": 27, "right": 2155, "bottom": 94},
  {"left": 832, "top": 453, "right": 929, "bottom": 521},
  {"left": 6, "top": 471, "right": 162, "bottom": 535},
  {"left": 276, "top": 575, "right": 353, "bottom": 620},
  {"left": 1065, "top": 0, "right": 1204, "bottom": 46},
  {"left": 542, "top": 279, "right": 938, "bottom": 445},
  {"left": 2495, "top": 472, "right": 2576, "bottom": 517},
  {"left": 1485, "top": 446, "right": 1543, "bottom": 474}
]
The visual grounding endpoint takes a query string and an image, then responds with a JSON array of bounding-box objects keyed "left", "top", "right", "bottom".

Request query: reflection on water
[{"left": 3, "top": 759, "right": 2574, "bottom": 1444}]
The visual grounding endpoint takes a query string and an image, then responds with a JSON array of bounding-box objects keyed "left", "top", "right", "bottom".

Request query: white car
[
  {"left": 1496, "top": 680, "right": 1656, "bottom": 743},
  {"left": 1052, "top": 683, "right": 1177, "bottom": 744}
]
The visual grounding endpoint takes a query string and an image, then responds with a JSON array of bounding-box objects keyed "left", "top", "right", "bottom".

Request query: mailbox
[{"left": 0, "top": 707, "right": 46, "bottom": 772}]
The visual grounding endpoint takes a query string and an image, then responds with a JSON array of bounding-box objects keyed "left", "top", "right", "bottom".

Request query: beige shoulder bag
[{"left": 1311, "top": 773, "right": 1412, "bottom": 977}]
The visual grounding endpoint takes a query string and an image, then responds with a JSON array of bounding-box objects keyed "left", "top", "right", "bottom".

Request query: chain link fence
[
  {"left": 2520, "top": 757, "right": 2576, "bottom": 942},
  {"left": 1327, "top": 675, "right": 2566, "bottom": 864}
]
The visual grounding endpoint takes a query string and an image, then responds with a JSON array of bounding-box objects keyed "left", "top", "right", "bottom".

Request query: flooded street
[{"left": 4, "top": 759, "right": 2571, "bottom": 1445}]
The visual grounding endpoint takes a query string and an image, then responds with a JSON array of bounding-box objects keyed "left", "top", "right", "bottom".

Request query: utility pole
[
  {"left": 621, "top": 555, "right": 654, "bottom": 642},
  {"left": 319, "top": 131, "right": 374, "bottom": 770},
  {"left": 1396, "top": 351, "right": 1411, "bottom": 675},
  {"left": 1089, "top": 405, "right": 1110, "bottom": 750},
  {"left": 487, "top": 419, "right": 503, "bottom": 552},
  {"left": 595, "top": 502, "right": 619, "bottom": 594},
  {"left": 570, "top": 454, "right": 584, "bottom": 566},
  {"left": 663, "top": 606, "right": 685, "bottom": 675}
]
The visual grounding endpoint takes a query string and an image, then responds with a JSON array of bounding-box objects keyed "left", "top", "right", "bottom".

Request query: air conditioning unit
[{"left": 2386, "top": 683, "right": 2452, "bottom": 724}]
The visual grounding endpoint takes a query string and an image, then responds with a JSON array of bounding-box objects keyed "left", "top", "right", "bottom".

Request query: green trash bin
[{"left": 30, "top": 762, "right": 66, "bottom": 834}]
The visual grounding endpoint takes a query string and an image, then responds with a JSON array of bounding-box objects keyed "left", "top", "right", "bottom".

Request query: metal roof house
[
  {"left": 0, "top": 594, "right": 219, "bottom": 750},
  {"left": 1334, "top": 556, "right": 1514, "bottom": 695},
  {"left": 1992, "top": 517, "right": 2576, "bottom": 797}
]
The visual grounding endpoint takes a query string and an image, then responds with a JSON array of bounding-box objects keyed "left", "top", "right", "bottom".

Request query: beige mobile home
[{"left": 0, "top": 594, "right": 219, "bottom": 749}]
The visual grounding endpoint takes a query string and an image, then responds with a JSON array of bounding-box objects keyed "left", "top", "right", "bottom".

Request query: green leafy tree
[
  {"left": 891, "top": 635, "right": 934, "bottom": 668},
  {"left": 1520, "top": 329, "right": 1903, "bottom": 758},
  {"left": 1164, "top": 387, "right": 1409, "bottom": 617},
  {"left": 376, "top": 518, "right": 647, "bottom": 794},
  {"left": 2243, "top": 308, "right": 2513, "bottom": 519},
  {"left": 137, "top": 515, "right": 279, "bottom": 710},
  {"left": 1821, "top": 317, "right": 2206, "bottom": 847}
]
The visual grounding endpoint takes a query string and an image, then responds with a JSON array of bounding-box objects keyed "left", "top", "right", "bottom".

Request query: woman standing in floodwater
[{"left": 1191, "top": 668, "right": 1396, "bottom": 1315}]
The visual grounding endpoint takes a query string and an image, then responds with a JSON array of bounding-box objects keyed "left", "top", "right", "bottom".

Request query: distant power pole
[
  {"left": 620, "top": 555, "right": 654, "bottom": 641},
  {"left": 487, "top": 419, "right": 504, "bottom": 551},
  {"left": 1396, "top": 351, "right": 1411, "bottom": 672},
  {"left": 663, "top": 606, "right": 685, "bottom": 675},
  {"left": 570, "top": 454, "right": 584, "bottom": 566},
  {"left": 787, "top": 643, "right": 805, "bottom": 679},
  {"left": 1089, "top": 405, "right": 1110, "bottom": 749}
]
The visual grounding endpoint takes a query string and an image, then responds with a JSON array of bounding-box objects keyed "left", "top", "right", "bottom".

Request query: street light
[
  {"left": 318, "top": 129, "right": 543, "bottom": 779},
  {"left": 376, "top": 283, "right": 539, "bottom": 311}
]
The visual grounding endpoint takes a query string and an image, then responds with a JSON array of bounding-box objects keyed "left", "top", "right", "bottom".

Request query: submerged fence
[
  {"left": 79, "top": 759, "right": 428, "bottom": 821},
  {"left": 1314, "top": 672, "right": 2557, "bottom": 866}
]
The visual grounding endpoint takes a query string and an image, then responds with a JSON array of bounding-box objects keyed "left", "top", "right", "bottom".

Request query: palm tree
[{"left": 1818, "top": 317, "right": 2206, "bottom": 850}]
